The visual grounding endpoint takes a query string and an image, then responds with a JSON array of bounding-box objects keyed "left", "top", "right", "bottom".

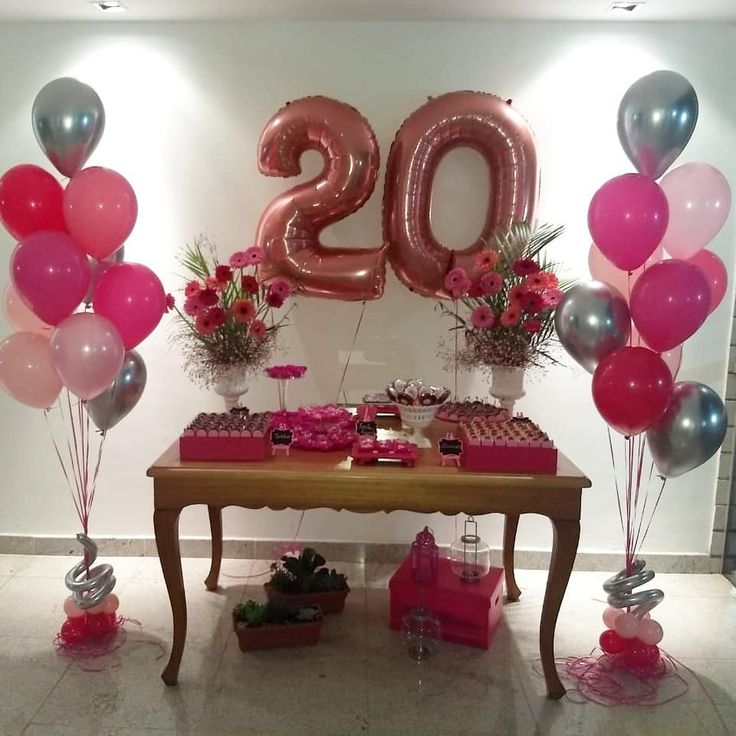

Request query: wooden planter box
[
  {"left": 232, "top": 612, "right": 322, "bottom": 651},
  {"left": 264, "top": 583, "right": 351, "bottom": 614}
]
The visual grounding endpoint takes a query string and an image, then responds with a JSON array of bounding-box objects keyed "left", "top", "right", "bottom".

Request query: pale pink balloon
[
  {"left": 615, "top": 612, "right": 639, "bottom": 639},
  {"left": 588, "top": 242, "right": 664, "bottom": 301},
  {"left": 688, "top": 249, "right": 728, "bottom": 314},
  {"left": 602, "top": 606, "right": 623, "bottom": 630},
  {"left": 103, "top": 593, "right": 120, "bottom": 614},
  {"left": 3, "top": 284, "right": 52, "bottom": 335},
  {"left": 64, "top": 167, "right": 137, "bottom": 260},
  {"left": 630, "top": 325, "right": 683, "bottom": 379},
  {"left": 0, "top": 331, "right": 62, "bottom": 408},
  {"left": 50, "top": 313, "right": 125, "bottom": 400},
  {"left": 637, "top": 618, "right": 663, "bottom": 646},
  {"left": 659, "top": 163, "right": 731, "bottom": 260},
  {"left": 63, "top": 596, "right": 84, "bottom": 618}
]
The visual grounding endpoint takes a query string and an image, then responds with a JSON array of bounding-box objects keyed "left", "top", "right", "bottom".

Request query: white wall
[{"left": 0, "top": 20, "right": 734, "bottom": 556}]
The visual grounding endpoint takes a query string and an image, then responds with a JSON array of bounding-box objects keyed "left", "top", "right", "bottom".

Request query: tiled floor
[{"left": 0, "top": 554, "right": 734, "bottom": 736}]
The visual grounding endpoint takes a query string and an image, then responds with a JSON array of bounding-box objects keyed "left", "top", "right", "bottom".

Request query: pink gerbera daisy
[
  {"left": 231, "top": 299, "right": 256, "bottom": 323},
  {"left": 195, "top": 312, "right": 218, "bottom": 335},
  {"left": 468, "top": 281, "right": 484, "bottom": 297},
  {"left": 197, "top": 288, "right": 219, "bottom": 307},
  {"left": 184, "top": 280, "right": 201, "bottom": 298},
  {"left": 521, "top": 292, "right": 544, "bottom": 314},
  {"left": 524, "top": 272, "right": 547, "bottom": 292},
  {"left": 500, "top": 306, "right": 521, "bottom": 327},
  {"left": 444, "top": 267, "right": 470, "bottom": 298},
  {"left": 266, "top": 291, "right": 284, "bottom": 308},
  {"left": 480, "top": 272, "right": 503, "bottom": 296},
  {"left": 165, "top": 293, "right": 175, "bottom": 313},
  {"left": 542, "top": 289, "right": 565, "bottom": 308},
  {"left": 475, "top": 250, "right": 499, "bottom": 272},
  {"left": 244, "top": 247, "right": 265, "bottom": 265},
  {"left": 229, "top": 251, "right": 249, "bottom": 269},
  {"left": 508, "top": 285, "right": 528, "bottom": 305},
  {"left": 269, "top": 278, "right": 293, "bottom": 300},
  {"left": 513, "top": 258, "right": 541, "bottom": 277},
  {"left": 250, "top": 319, "right": 267, "bottom": 339},
  {"left": 183, "top": 296, "right": 203, "bottom": 316},
  {"left": 206, "top": 306, "right": 227, "bottom": 327},
  {"left": 470, "top": 305, "right": 495, "bottom": 329},
  {"left": 538, "top": 271, "right": 559, "bottom": 290}
]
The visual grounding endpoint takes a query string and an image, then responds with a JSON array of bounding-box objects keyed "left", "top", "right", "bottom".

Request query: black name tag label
[
  {"left": 438, "top": 438, "right": 463, "bottom": 456},
  {"left": 356, "top": 421, "right": 378, "bottom": 436},
  {"left": 271, "top": 428, "right": 294, "bottom": 446}
]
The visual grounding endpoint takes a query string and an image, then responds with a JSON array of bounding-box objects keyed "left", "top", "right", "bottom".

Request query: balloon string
[
  {"left": 335, "top": 300, "right": 367, "bottom": 405},
  {"left": 44, "top": 408, "right": 84, "bottom": 526},
  {"left": 607, "top": 427, "right": 624, "bottom": 536},
  {"left": 453, "top": 299, "right": 459, "bottom": 400},
  {"left": 636, "top": 476, "right": 668, "bottom": 553}
]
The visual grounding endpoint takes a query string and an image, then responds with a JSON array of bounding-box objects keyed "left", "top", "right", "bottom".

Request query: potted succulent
[
  {"left": 232, "top": 599, "right": 323, "bottom": 651},
  {"left": 265, "top": 547, "right": 350, "bottom": 614}
]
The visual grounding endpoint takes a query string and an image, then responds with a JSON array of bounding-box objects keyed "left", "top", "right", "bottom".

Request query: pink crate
[
  {"left": 179, "top": 434, "right": 270, "bottom": 462},
  {"left": 389, "top": 556, "right": 504, "bottom": 649}
]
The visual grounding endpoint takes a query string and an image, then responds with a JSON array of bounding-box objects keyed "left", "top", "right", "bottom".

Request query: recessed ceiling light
[
  {"left": 90, "top": 0, "right": 128, "bottom": 13},
  {"left": 609, "top": 1, "right": 646, "bottom": 10}
]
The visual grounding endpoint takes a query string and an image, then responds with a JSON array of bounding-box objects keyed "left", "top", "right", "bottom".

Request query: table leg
[
  {"left": 540, "top": 517, "right": 580, "bottom": 700},
  {"left": 154, "top": 507, "right": 186, "bottom": 686},
  {"left": 503, "top": 514, "right": 521, "bottom": 602},
  {"left": 204, "top": 505, "right": 223, "bottom": 592}
]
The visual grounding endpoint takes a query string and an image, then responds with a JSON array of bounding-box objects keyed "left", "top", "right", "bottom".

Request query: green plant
[
  {"left": 268, "top": 547, "right": 348, "bottom": 594},
  {"left": 233, "top": 600, "right": 321, "bottom": 628}
]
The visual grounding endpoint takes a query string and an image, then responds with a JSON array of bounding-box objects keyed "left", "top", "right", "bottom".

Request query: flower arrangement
[
  {"left": 265, "top": 364, "right": 307, "bottom": 380},
  {"left": 268, "top": 547, "right": 349, "bottom": 595},
  {"left": 171, "top": 235, "right": 293, "bottom": 388},
  {"left": 439, "top": 222, "right": 569, "bottom": 369}
]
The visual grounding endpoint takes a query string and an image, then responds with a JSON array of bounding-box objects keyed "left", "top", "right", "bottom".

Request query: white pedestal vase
[
  {"left": 489, "top": 365, "right": 525, "bottom": 414},
  {"left": 213, "top": 365, "right": 249, "bottom": 410}
]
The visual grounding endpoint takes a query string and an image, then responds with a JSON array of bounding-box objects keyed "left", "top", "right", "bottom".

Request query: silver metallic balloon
[
  {"left": 86, "top": 350, "right": 146, "bottom": 431},
  {"left": 32, "top": 77, "right": 105, "bottom": 178},
  {"left": 65, "top": 533, "right": 116, "bottom": 609},
  {"left": 647, "top": 381, "right": 726, "bottom": 478},
  {"left": 555, "top": 281, "right": 631, "bottom": 373},
  {"left": 617, "top": 70, "right": 698, "bottom": 180},
  {"left": 603, "top": 558, "right": 663, "bottom": 619},
  {"left": 84, "top": 246, "right": 125, "bottom": 307}
]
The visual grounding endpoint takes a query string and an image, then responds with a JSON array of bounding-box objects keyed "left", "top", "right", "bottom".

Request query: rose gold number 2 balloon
[
  {"left": 255, "top": 96, "right": 387, "bottom": 301},
  {"left": 384, "top": 92, "right": 539, "bottom": 298}
]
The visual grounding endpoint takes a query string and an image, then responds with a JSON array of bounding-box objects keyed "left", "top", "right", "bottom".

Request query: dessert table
[{"left": 147, "top": 418, "right": 591, "bottom": 699}]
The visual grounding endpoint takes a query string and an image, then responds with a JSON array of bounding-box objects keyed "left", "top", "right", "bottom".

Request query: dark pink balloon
[
  {"left": 384, "top": 92, "right": 538, "bottom": 298},
  {"left": 11, "top": 230, "right": 91, "bottom": 326},
  {"left": 592, "top": 347, "right": 672, "bottom": 435},
  {"left": 64, "top": 167, "right": 137, "bottom": 260},
  {"left": 630, "top": 260, "right": 710, "bottom": 352},
  {"left": 255, "top": 96, "right": 386, "bottom": 301},
  {"left": 588, "top": 174, "right": 669, "bottom": 272},
  {"left": 688, "top": 249, "right": 728, "bottom": 314},
  {"left": 92, "top": 262, "right": 165, "bottom": 349}
]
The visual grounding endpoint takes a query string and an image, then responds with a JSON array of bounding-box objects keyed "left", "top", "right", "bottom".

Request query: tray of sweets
[
  {"left": 351, "top": 437, "right": 419, "bottom": 467},
  {"left": 458, "top": 416, "right": 557, "bottom": 474},
  {"left": 436, "top": 400, "right": 510, "bottom": 424},
  {"left": 179, "top": 410, "right": 272, "bottom": 461}
]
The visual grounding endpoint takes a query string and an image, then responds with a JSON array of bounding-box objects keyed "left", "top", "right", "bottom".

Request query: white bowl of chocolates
[{"left": 385, "top": 379, "right": 450, "bottom": 448}]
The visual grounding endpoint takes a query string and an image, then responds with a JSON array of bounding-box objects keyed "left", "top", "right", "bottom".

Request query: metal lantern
[
  {"left": 411, "top": 526, "right": 439, "bottom": 583},
  {"left": 450, "top": 516, "right": 491, "bottom": 582}
]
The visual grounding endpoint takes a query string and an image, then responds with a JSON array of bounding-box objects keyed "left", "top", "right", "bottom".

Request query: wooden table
[{"left": 147, "top": 420, "right": 591, "bottom": 699}]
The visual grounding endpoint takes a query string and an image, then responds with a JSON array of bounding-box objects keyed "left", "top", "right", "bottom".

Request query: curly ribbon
[
  {"left": 65, "top": 533, "right": 116, "bottom": 609},
  {"left": 603, "top": 557, "right": 664, "bottom": 619}
]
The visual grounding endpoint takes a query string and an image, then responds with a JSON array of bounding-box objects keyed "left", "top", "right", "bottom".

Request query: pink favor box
[
  {"left": 458, "top": 427, "right": 557, "bottom": 474},
  {"left": 179, "top": 433, "right": 270, "bottom": 462}
]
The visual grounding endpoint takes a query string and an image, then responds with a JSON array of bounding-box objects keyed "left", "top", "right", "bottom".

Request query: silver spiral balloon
[
  {"left": 64, "top": 533, "right": 116, "bottom": 609},
  {"left": 603, "top": 558, "right": 663, "bottom": 618}
]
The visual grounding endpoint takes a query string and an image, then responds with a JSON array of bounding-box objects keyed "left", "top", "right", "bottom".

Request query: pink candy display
[
  {"left": 179, "top": 410, "right": 272, "bottom": 461},
  {"left": 271, "top": 405, "right": 356, "bottom": 451},
  {"left": 436, "top": 400, "right": 510, "bottom": 424},
  {"left": 351, "top": 437, "right": 419, "bottom": 467},
  {"left": 265, "top": 364, "right": 308, "bottom": 380}
]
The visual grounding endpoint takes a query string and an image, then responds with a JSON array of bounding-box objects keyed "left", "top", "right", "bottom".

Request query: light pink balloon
[
  {"left": 588, "top": 242, "right": 664, "bottom": 301},
  {"left": 11, "top": 230, "right": 91, "bottom": 326},
  {"left": 588, "top": 173, "right": 669, "bottom": 272},
  {"left": 637, "top": 618, "right": 663, "bottom": 646},
  {"left": 64, "top": 167, "right": 137, "bottom": 260},
  {"left": 103, "top": 593, "right": 120, "bottom": 614},
  {"left": 92, "top": 263, "right": 166, "bottom": 350},
  {"left": 615, "top": 612, "right": 639, "bottom": 639},
  {"left": 50, "top": 313, "right": 124, "bottom": 400},
  {"left": 688, "top": 249, "right": 728, "bottom": 314},
  {"left": 63, "top": 596, "right": 84, "bottom": 618},
  {"left": 602, "top": 606, "right": 623, "bottom": 630},
  {"left": 630, "top": 260, "right": 710, "bottom": 352},
  {"left": 0, "top": 331, "right": 62, "bottom": 408},
  {"left": 659, "top": 163, "right": 732, "bottom": 260},
  {"left": 3, "top": 284, "right": 52, "bottom": 335}
]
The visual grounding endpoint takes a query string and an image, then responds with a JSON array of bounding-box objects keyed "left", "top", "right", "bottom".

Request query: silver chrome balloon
[
  {"left": 603, "top": 558, "right": 663, "bottom": 619},
  {"left": 65, "top": 533, "right": 116, "bottom": 609},
  {"left": 617, "top": 70, "right": 699, "bottom": 180},
  {"left": 554, "top": 281, "right": 631, "bottom": 374},
  {"left": 32, "top": 77, "right": 105, "bottom": 178},
  {"left": 86, "top": 350, "right": 147, "bottom": 432},
  {"left": 647, "top": 381, "right": 726, "bottom": 478},
  {"left": 84, "top": 246, "right": 125, "bottom": 307}
]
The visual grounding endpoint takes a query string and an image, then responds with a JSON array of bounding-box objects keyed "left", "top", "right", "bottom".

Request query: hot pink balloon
[
  {"left": 50, "top": 313, "right": 124, "bottom": 400},
  {"left": 659, "top": 163, "right": 731, "bottom": 260},
  {"left": 688, "top": 249, "right": 728, "bottom": 314},
  {"left": 3, "top": 284, "right": 52, "bottom": 335},
  {"left": 92, "top": 262, "right": 165, "bottom": 349},
  {"left": 588, "top": 173, "right": 669, "bottom": 271},
  {"left": 630, "top": 260, "right": 710, "bottom": 352},
  {"left": 0, "top": 332, "right": 62, "bottom": 408},
  {"left": 63, "top": 167, "right": 137, "bottom": 260},
  {"left": 588, "top": 242, "right": 664, "bottom": 301},
  {"left": 11, "top": 230, "right": 91, "bottom": 326}
]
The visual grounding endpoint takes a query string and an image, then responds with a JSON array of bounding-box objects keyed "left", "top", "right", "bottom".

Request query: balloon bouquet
[
  {"left": 556, "top": 71, "right": 731, "bottom": 690},
  {"left": 0, "top": 78, "right": 168, "bottom": 652}
]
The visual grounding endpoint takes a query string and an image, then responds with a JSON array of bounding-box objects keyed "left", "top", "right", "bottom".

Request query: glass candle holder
[
  {"left": 401, "top": 607, "right": 441, "bottom": 661},
  {"left": 450, "top": 516, "right": 491, "bottom": 582}
]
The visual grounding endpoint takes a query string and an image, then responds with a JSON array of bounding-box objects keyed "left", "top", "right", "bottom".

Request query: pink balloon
[
  {"left": 588, "top": 242, "right": 664, "bottom": 301},
  {"left": 630, "top": 325, "right": 683, "bottom": 379},
  {"left": 63, "top": 596, "right": 84, "bottom": 618},
  {"left": 659, "top": 163, "right": 732, "bottom": 260},
  {"left": 11, "top": 231, "right": 91, "bottom": 326},
  {"left": 615, "top": 612, "right": 640, "bottom": 639},
  {"left": 92, "top": 263, "right": 165, "bottom": 350},
  {"left": 64, "top": 167, "right": 137, "bottom": 260},
  {"left": 588, "top": 173, "right": 669, "bottom": 271},
  {"left": 0, "top": 332, "right": 62, "bottom": 408},
  {"left": 630, "top": 260, "right": 710, "bottom": 352},
  {"left": 602, "top": 606, "right": 623, "bottom": 630},
  {"left": 3, "top": 284, "right": 52, "bottom": 335},
  {"left": 637, "top": 618, "right": 664, "bottom": 646},
  {"left": 50, "top": 313, "right": 124, "bottom": 400},
  {"left": 688, "top": 249, "right": 728, "bottom": 314}
]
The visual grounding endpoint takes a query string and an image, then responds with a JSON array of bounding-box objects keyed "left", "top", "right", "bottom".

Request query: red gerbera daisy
[
  {"left": 500, "top": 306, "right": 521, "bottom": 327},
  {"left": 241, "top": 275, "right": 259, "bottom": 295},
  {"left": 250, "top": 319, "right": 267, "bottom": 339},
  {"left": 195, "top": 312, "right": 217, "bottom": 335},
  {"left": 513, "top": 258, "right": 541, "bottom": 277},
  {"left": 206, "top": 306, "right": 227, "bottom": 327},
  {"left": 508, "top": 285, "right": 528, "bottom": 305},
  {"left": 215, "top": 265, "right": 233, "bottom": 286},
  {"left": 521, "top": 292, "right": 544, "bottom": 314},
  {"left": 231, "top": 299, "right": 256, "bottom": 323},
  {"left": 266, "top": 291, "right": 284, "bottom": 308},
  {"left": 523, "top": 319, "right": 541, "bottom": 333},
  {"left": 165, "top": 293, "right": 175, "bottom": 313},
  {"left": 197, "top": 288, "right": 219, "bottom": 307}
]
